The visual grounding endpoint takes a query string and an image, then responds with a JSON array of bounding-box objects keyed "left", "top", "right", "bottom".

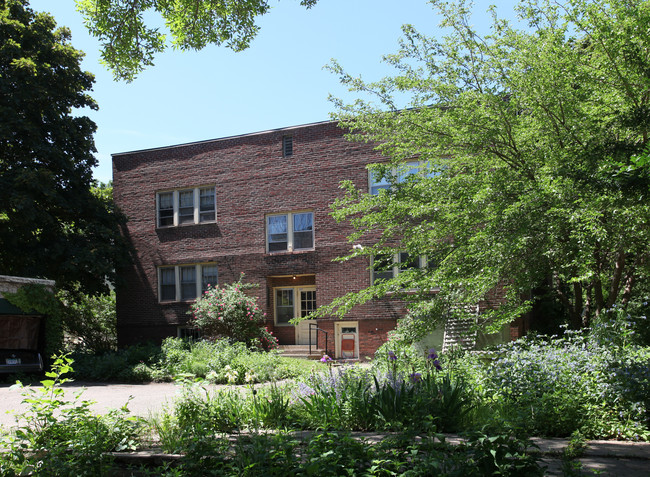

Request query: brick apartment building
[
  {"left": 111, "top": 120, "right": 418, "bottom": 359},
  {"left": 112, "top": 120, "right": 523, "bottom": 358}
]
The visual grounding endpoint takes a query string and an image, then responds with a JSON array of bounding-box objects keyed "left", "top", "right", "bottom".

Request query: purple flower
[
  {"left": 433, "top": 359, "right": 442, "bottom": 371},
  {"left": 410, "top": 372, "right": 422, "bottom": 383},
  {"left": 427, "top": 348, "right": 439, "bottom": 360},
  {"left": 321, "top": 354, "right": 333, "bottom": 363},
  {"left": 388, "top": 351, "right": 397, "bottom": 361}
]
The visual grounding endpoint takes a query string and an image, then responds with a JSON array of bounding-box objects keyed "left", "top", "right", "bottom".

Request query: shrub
[
  {"left": 293, "top": 352, "right": 472, "bottom": 433},
  {"left": 475, "top": 330, "right": 650, "bottom": 439},
  {"left": 69, "top": 338, "right": 318, "bottom": 383},
  {"left": 162, "top": 431, "right": 542, "bottom": 476},
  {"left": 59, "top": 289, "right": 117, "bottom": 354},
  {"left": 189, "top": 275, "right": 278, "bottom": 351},
  {"left": 0, "top": 355, "right": 142, "bottom": 476},
  {"left": 70, "top": 342, "right": 161, "bottom": 382}
]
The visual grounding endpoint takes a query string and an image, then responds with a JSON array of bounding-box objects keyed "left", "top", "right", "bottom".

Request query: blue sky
[{"left": 29, "top": 0, "right": 517, "bottom": 183}]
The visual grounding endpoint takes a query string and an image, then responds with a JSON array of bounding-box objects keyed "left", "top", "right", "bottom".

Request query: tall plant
[{"left": 189, "top": 275, "right": 278, "bottom": 351}]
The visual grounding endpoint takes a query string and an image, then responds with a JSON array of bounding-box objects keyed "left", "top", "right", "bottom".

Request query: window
[
  {"left": 201, "top": 264, "right": 218, "bottom": 294},
  {"left": 178, "top": 326, "right": 201, "bottom": 341},
  {"left": 158, "top": 192, "right": 174, "bottom": 227},
  {"left": 199, "top": 187, "right": 216, "bottom": 222},
  {"left": 157, "top": 186, "right": 216, "bottom": 227},
  {"left": 274, "top": 287, "right": 316, "bottom": 325},
  {"left": 266, "top": 211, "right": 314, "bottom": 253},
  {"left": 283, "top": 136, "right": 293, "bottom": 157},
  {"left": 160, "top": 267, "right": 176, "bottom": 301},
  {"left": 369, "top": 161, "right": 436, "bottom": 195},
  {"left": 372, "top": 252, "right": 427, "bottom": 283},
  {"left": 158, "top": 263, "right": 218, "bottom": 302},
  {"left": 179, "top": 266, "right": 196, "bottom": 300},
  {"left": 178, "top": 190, "right": 195, "bottom": 225}
]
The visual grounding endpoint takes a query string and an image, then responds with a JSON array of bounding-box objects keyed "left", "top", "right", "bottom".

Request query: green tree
[
  {"left": 0, "top": 0, "right": 129, "bottom": 295},
  {"left": 76, "top": 0, "right": 318, "bottom": 81},
  {"left": 318, "top": 0, "right": 650, "bottom": 336}
]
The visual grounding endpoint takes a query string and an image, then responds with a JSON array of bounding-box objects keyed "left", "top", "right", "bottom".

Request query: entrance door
[
  {"left": 275, "top": 286, "right": 316, "bottom": 345},
  {"left": 295, "top": 288, "right": 317, "bottom": 345}
]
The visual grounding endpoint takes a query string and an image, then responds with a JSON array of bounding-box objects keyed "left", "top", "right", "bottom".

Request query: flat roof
[
  {"left": 0, "top": 275, "right": 55, "bottom": 287},
  {"left": 112, "top": 119, "right": 335, "bottom": 157}
]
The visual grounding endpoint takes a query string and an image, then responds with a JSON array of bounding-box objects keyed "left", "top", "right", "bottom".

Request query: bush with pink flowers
[{"left": 189, "top": 276, "right": 278, "bottom": 351}]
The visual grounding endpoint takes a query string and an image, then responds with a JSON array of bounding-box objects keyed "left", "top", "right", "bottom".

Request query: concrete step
[{"left": 277, "top": 345, "right": 323, "bottom": 359}]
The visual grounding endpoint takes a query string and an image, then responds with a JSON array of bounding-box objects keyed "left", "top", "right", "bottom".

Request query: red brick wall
[
  {"left": 112, "top": 120, "right": 519, "bottom": 356},
  {"left": 113, "top": 121, "right": 398, "bottom": 356}
]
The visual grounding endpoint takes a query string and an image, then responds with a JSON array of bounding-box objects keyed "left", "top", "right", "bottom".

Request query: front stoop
[{"left": 277, "top": 345, "right": 323, "bottom": 359}]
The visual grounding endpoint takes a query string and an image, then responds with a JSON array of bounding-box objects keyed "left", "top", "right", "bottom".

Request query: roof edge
[{"left": 111, "top": 119, "right": 338, "bottom": 157}]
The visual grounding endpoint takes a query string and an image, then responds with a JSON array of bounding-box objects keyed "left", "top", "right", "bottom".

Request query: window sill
[
  {"left": 266, "top": 249, "right": 315, "bottom": 256},
  {"left": 156, "top": 221, "right": 216, "bottom": 230},
  {"left": 159, "top": 299, "right": 198, "bottom": 304}
]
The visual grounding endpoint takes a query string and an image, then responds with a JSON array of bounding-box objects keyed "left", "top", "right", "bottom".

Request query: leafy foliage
[
  {"left": 59, "top": 288, "right": 117, "bottom": 354},
  {"left": 189, "top": 276, "right": 278, "bottom": 351},
  {"left": 76, "top": 0, "right": 319, "bottom": 81},
  {"left": 450, "top": 330, "right": 650, "bottom": 440},
  {"left": 69, "top": 337, "right": 314, "bottom": 383},
  {"left": 6, "top": 284, "right": 118, "bottom": 357},
  {"left": 153, "top": 429, "right": 541, "bottom": 476},
  {"left": 0, "top": 355, "right": 142, "bottom": 476},
  {"left": 0, "top": 0, "right": 130, "bottom": 295},
  {"left": 320, "top": 0, "right": 650, "bottom": 335}
]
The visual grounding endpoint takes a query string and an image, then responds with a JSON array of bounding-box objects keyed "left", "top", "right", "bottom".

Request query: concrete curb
[{"left": 104, "top": 433, "right": 650, "bottom": 476}]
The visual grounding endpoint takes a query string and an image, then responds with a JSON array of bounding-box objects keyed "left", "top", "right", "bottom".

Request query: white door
[{"left": 295, "top": 288, "right": 317, "bottom": 345}]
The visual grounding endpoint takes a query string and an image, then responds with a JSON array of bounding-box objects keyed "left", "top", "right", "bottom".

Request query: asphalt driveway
[{"left": 0, "top": 381, "right": 191, "bottom": 429}]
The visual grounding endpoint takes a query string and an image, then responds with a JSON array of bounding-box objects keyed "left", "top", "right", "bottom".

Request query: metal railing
[{"left": 308, "top": 323, "right": 330, "bottom": 357}]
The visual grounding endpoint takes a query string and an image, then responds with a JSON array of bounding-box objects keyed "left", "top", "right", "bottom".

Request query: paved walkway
[{"left": 535, "top": 438, "right": 650, "bottom": 476}]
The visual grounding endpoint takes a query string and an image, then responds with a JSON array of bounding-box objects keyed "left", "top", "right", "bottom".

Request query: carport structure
[{"left": 0, "top": 275, "right": 55, "bottom": 374}]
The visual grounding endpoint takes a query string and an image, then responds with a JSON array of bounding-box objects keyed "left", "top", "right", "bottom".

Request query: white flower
[
  {"left": 225, "top": 365, "right": 239, "bottom": 384},
  {"left": 245, "top": 370, "right": 257, "bottom": 383},
  {"left": 206, "top": 370, "right": 218, "bottom": 382}
]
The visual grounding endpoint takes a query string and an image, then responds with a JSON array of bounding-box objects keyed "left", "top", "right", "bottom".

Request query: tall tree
[
  {"left": 318, "top": 0, "right": 650, "bottom": 336},
  {"left": 76, "top": 0, "right": 318, "bottom": 81},
  {"left": 0, "top": 0, "right": 129, "bottom": 295}
]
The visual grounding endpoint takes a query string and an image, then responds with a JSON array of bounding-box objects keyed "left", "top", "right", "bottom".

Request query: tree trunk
[{"left": 606, "top": 250, "right": 626, "bottom": 309}]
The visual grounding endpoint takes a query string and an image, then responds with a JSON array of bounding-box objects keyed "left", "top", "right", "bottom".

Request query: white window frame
[
  {"left": 158, "top": 263, "right": 218, "bottom": 302},
  {"left": 266, "top": 211, "right": 314, "bottom": 253},
  {"left": 369, "top": 160, "right": 437, "bottom": 195},
  {"left": 371, "top": 252, "right": 428, "bottom": 284},
  {"left": 156, "top": 186, "right": 216, "bottom": 227},
  {"left": 273, "top": 286, "right": 317, "bottom": 326}
]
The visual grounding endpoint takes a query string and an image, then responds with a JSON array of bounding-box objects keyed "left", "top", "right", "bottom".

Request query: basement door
[{"left": 335, "top": 321, "right": 358, "bottom": 359}]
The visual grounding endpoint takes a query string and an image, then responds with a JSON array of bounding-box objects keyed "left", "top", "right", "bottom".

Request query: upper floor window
[
  {"left": 266, "top": 211, "right": 314, "bottom": 253},
  {"left": 372, "top": 252, "right": 428, "bottom": 284},
  {"left": 157, "top": 186, "right": 216, "bottom": 227},
  {"left": 369, "top": 161, "right": 436, "bottom": 195},
  {"left": 158, "top": 263, "right": 218, "bottom": 302}
]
